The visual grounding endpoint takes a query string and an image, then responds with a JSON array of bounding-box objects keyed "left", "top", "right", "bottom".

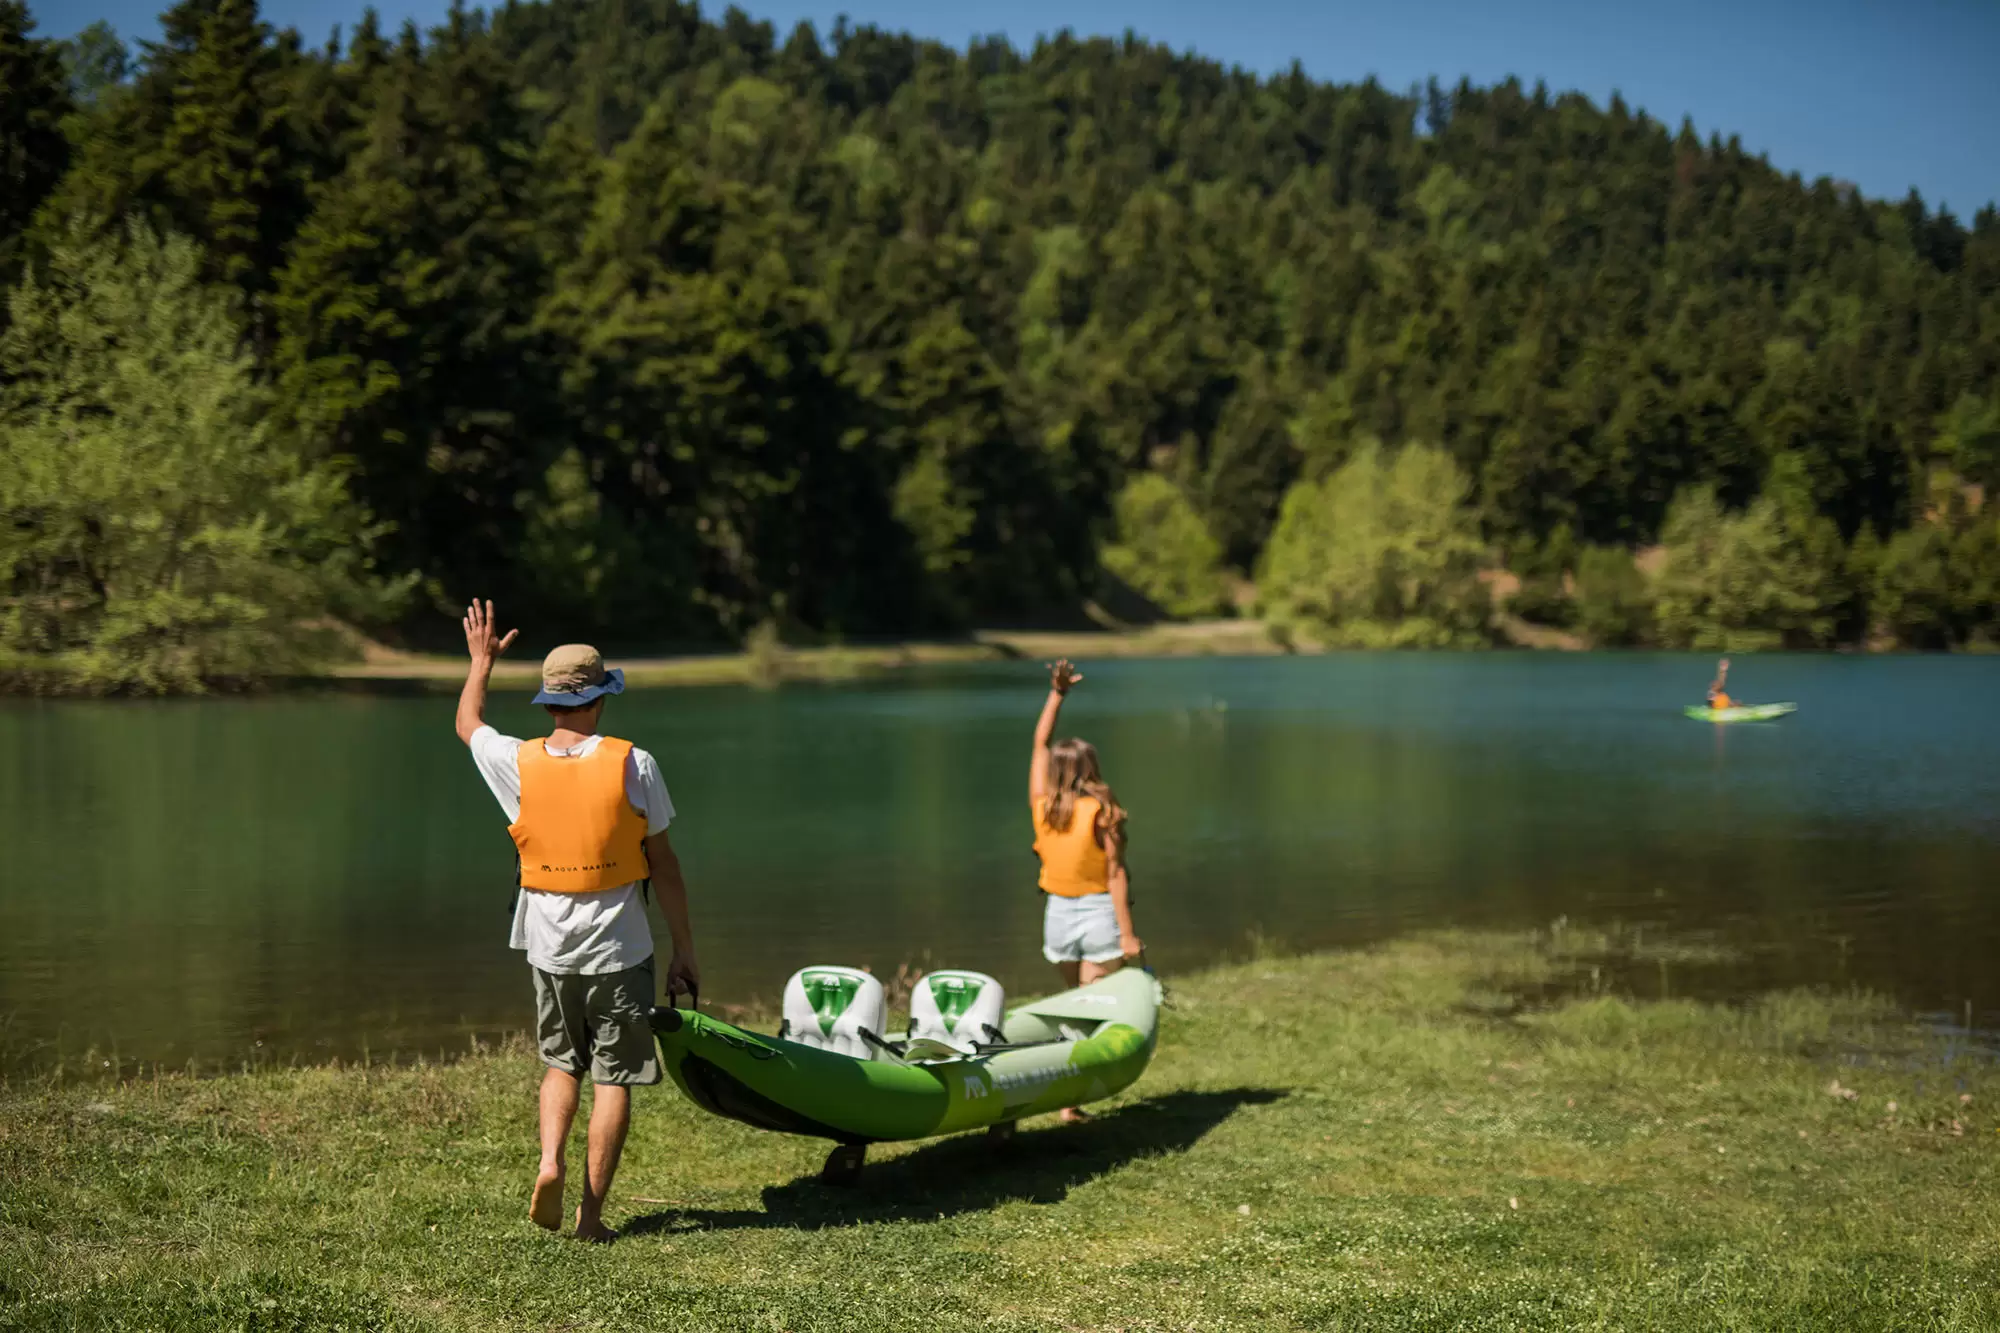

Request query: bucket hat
[{"left": 532, "top": 643, "right": 625, "bottom": 706}]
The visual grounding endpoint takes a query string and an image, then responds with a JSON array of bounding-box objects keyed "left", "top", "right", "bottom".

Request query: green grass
[{"left": 4, "top": 930, "right": 1998, "bottom": 1330}]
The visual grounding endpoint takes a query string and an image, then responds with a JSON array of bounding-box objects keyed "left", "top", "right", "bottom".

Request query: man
[
  {"left": 454, "top": 600, "right": 698, "bottom": 1243},
  {"left": 1707, "top": 656, "right": 1733, "bottom": 711}
]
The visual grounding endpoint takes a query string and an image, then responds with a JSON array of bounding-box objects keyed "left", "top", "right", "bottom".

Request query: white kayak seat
[
  {"left": 906, "top": 970, "right": 1007, "bottom": 1053},
  {"left": 779, "top": 965, "right": 888, "bottom": 1060}
]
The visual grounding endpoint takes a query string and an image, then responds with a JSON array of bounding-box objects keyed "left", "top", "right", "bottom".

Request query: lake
[{"left": 3, "top": 653, "right": 1996, "bottom": 1073}]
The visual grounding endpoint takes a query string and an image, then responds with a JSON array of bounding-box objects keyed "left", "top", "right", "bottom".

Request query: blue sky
[{"left": 30, "top": 0, "right": 1999, "bottom": 217}]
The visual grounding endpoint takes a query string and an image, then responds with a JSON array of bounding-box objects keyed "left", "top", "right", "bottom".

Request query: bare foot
[
  {"left": 1058, "top": 1106, "right": 1093, "bottom": 1124},
  {"left": 573, "top": 1217, "right": 617, "bottom": 1244},
  {"left": 529, "top": 1168, "right": 564, "bottom": 1232}
]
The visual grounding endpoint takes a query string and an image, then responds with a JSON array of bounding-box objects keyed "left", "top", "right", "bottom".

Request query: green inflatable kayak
[
  {"left": 1684, "top": 702, "right": 1797, "bottom": 723},
  {"left": 651, "top": 965, "right": 1161, "bottom": 1182}
]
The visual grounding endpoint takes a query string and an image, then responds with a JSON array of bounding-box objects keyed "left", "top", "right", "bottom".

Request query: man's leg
[
  {"left": 574, "top": 1084, "right": 630, "bottom": 1242},
  {"left": 571, "top": 959, "right": 658, "bottom": 1242},
  {"left": 531, "top": 967, "right": 591, "bottom": 1233},
  {"left": 532, "top": 1066, "right": 581, "bottom": 1231}
]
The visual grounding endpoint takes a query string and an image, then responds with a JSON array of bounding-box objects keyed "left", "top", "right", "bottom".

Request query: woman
[{"left": 1028, "top": 659, "right": 1143, "bottom": 1120}]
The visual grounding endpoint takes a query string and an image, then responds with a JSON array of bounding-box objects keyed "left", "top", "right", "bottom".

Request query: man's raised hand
[{"left": 463, "top": 599, "right": 519, "bottom": 663}]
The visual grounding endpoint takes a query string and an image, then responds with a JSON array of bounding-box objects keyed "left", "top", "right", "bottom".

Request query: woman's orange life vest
[
  {"left": 508, "top": 737, "right": 649, "bottom": 893},
  {"left": 1711, "top": 691, "right": 1733, "bottom": 710},
  {"left": 1031, "top": 794, "right": 1111, "bottom": 898}
]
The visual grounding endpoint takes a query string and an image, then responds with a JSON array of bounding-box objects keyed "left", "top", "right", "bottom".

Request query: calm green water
[{"left": 2, "top": 654, "right": 1997, "bottom": 1072}]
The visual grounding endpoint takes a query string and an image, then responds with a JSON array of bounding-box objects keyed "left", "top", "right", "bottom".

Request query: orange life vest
[
  {"left": 1031, "top": 794, "right": 1111, "bottom": 898},
  {"left": 1710, "top": 691, "right": 1733, "bottom": 711},
  {"left": 508, "top": 737, "right": 649, "bottom": 893}
]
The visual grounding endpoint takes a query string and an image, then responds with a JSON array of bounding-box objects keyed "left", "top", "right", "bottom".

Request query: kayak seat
[
  {"left": 778, "top": 965, "right": 889, "bottom": 1060},
  {"left": 907, "top": 970, "right": 1007, "bottom": 1053}
]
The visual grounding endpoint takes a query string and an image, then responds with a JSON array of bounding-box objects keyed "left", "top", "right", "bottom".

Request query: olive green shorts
[{"left": 531, "top": 957, "right": 661, "bottom": 1086}]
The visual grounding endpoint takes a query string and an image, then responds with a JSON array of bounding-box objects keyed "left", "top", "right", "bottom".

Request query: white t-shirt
[{"left": 469, "top": 726, "right": 675, "bottom": 976}]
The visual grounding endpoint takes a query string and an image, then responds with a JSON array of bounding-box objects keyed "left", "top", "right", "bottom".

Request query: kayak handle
[{"left": 652, "top": 982, "right": 699, "bottom": 1034}]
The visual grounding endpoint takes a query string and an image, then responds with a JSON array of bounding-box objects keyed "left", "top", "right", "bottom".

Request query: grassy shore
[
  {"left": 4, "top": 930, "right": 1997, "bottom": 1331},
  {"left": 326, "top": 620, "right": 1287, "bottom": 690}
]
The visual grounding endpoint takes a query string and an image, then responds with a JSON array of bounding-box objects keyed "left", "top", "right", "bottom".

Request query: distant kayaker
[
  {"left": 453, "top": 601, "right": 698, "bottom": 1243},
  {"left": 1707, "top": 657, "right": 1733, "bottom": 711},
  {"left": 1028, "top": 658, "right": 1144, "bottom": 1123}
]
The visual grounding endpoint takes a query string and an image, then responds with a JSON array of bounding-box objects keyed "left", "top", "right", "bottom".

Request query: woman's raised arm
[{"left": 1029, "top": 659, "right": 1082, "bottom": 803}]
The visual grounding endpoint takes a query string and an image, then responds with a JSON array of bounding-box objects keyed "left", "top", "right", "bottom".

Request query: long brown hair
[{"left": 1043, "top": 737, "right": 1128, "bottom": 851}]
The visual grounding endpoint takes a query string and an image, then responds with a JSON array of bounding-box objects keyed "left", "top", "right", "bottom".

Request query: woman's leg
[
  {"left": 1078, "top": 955, "right": 1125, "bottom": 985},
  {"left": 1061, "top": 932, "right": 1127, "bottom": 1121},
  {"left": 1048, "top": 895, "right": 1104, "bottom": 1121}
]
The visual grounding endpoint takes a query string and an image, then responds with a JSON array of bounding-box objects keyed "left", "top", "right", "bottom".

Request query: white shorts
[{"left": 1042, "top": 892, "right": 1123, "bottom": 965}]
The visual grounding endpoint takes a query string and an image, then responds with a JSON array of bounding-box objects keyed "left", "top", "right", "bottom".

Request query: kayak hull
[
  {"left": 652, "top": 968, "right": 1161, "bottom": 1145},
  {"left": 1685, "top": 702, "right": 1796, "bottom": 723}
]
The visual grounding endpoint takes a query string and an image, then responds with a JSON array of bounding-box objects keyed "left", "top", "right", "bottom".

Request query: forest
[{"left": 2, "top": 0, "right": 1997, "bottom": 690}]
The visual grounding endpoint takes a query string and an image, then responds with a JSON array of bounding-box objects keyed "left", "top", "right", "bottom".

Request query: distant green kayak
[{"left": 1685, "top": 702, "right": 1797, "bottom": 723}]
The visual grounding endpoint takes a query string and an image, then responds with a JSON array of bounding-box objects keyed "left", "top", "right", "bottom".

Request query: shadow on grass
[{"left": 625, "top": 1087, "right": 1285, "bottom": 1234}]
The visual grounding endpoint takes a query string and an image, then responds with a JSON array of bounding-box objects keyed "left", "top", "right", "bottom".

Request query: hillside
[{"left": 2, "top": 0, "right": 1997, "bottom": 688}]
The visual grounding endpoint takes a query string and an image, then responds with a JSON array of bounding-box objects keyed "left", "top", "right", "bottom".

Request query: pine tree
[
  {"left": 57, "top": 20, "right": 129, "bottom": 108},
  {"left": 0, "top": 0, "right": 72, "bottom": 282},
  {"left": 273, "top": 12, "right": 556, "bottom": 613},
  {"left": 145, "top": 0, "right": 302, "bottom": 319}
]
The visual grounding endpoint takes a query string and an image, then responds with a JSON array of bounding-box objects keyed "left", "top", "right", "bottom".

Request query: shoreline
[
  {"left": 6, "top": 618, "right": 1988, "bottom": 698},
  {"left": 324, "top": 619, "right": 1291, "bottom": 690}
]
